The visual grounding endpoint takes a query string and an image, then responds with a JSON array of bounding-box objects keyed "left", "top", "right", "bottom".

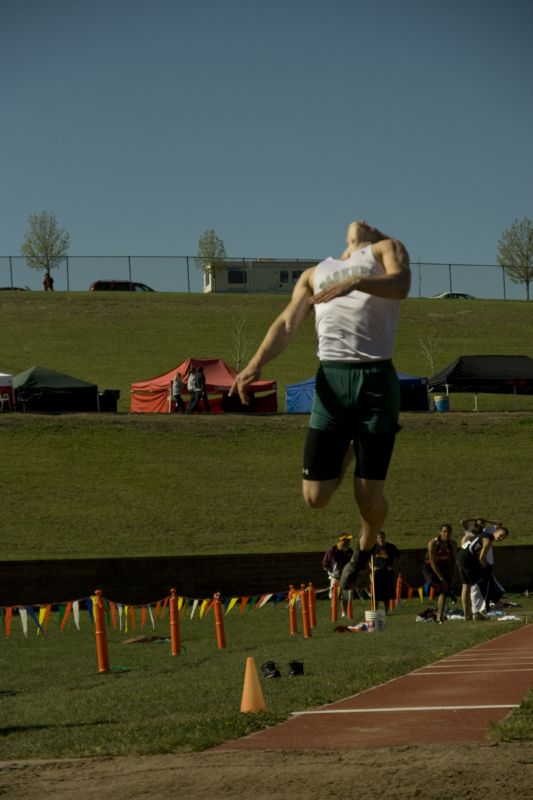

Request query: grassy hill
[
  {"left": 1, "top": 291, "right": 532, "bottom": 411},
  {"left": 1, "top": 292, "right": 532, "bottom": 559}
]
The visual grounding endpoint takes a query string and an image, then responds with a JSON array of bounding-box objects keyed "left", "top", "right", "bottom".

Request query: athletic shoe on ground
[
  {"left": 288, "top": 660, "right": 304, "bottom": 677},
  {"left": 261, "top": 660, "right": 281, "bottom": 678}
]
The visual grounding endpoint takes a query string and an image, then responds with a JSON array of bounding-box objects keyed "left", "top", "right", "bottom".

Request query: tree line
[{"left": 18, "top": 211, "right": 533, "bottom": 300}]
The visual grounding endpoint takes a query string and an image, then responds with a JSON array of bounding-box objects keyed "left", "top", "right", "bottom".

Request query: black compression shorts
[
  {"left": 302, "top": 360, "right": 400, "bottom": 481},
  {"left": 303, "top": 426, "right": 397, "bottom": 481}
]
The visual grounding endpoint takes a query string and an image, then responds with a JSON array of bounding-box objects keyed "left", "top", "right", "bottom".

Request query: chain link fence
[{"left": 0, "top": 255, "right": 525, "bottom": 300}]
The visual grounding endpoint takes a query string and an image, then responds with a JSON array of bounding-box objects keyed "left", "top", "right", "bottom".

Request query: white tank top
[{"left": 312, "top": 245, "right": 400, "bottom": 362}]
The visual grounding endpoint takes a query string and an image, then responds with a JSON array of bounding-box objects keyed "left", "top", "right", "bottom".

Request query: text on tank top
[{"left": 312, "top": 245, "right": 400, "bottom": 362}]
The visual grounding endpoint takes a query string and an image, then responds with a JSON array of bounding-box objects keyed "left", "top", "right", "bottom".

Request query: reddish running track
[{"left": 220, "top": 623, "right": 533, "bottom": 750}]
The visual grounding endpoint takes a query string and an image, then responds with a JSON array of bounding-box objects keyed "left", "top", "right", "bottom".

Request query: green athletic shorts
[{"left": 303, "top": 360, "right": 400, "bottom": 481}]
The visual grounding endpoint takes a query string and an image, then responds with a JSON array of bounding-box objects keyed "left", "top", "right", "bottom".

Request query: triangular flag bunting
[
  {"left": 225, "top": 597, "right": 239, "bottom": 615},
  {"left": 60, "top": 602, "right": 73, "bottom": 631},
  {"left": 19, "top": 607, "right": 28, "bottom": 637},
  {"left": 258, "top": 594, "right": 273, "bottom": 609}
]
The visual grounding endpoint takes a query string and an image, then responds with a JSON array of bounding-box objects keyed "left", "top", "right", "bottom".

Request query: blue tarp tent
[
  {"left": 286, "top": 377, "right": 316, "bottom": 413},
  {"left": 286, "top": 371, "right": 429, "bottom": 413}
]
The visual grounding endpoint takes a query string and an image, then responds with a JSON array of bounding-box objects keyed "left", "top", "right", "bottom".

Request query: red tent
[
  {"left": 130, "top": 357, "right": 277, "bottom": 413},
  {"left": 0, "top": 371, "right": 14, "bottom": 411}
]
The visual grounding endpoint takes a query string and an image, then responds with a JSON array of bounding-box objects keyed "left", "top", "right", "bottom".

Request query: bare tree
[
  {"left": 20, "top": 211, "right": 70, "bottom": 284},
  {"left": 21, "top": 343, "right": 32, "bottom": 369},
  {"left": 418, "top": 323, "right": 441, "bottom": 376},
  {"left": 195, "top": 229, "right": 227, "bottom": 272},
  {"left": 498, "top": 217, "right": 533, "bottom": 301},
  {"left": 231, "top": 313, "right": 253, "bottom": 371}
]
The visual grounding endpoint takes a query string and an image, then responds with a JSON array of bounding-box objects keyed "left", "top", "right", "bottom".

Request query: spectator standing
[
  {"left": 43, "top": 272, "right": 54, "bottom": 291},
  {"left": 423, "top": 524, "right": 457, "bottom": 624},
  {"left": 458, "top": 525, "right": 509, "bottom": 620},
  {"left": 187, "top": 367, "right": 201, "bottom": 413},
  {"left": 323, "top": 533, "right": 354, "bottom": 617},
  {"left": 172, "top": 372, "right": 185, "bottom": 413},
  {"left": 371, "top": 531, "right": 400, "bottom": 613},
  {"left": 197, "top": 367, "right": 210, "bottom": 412}
]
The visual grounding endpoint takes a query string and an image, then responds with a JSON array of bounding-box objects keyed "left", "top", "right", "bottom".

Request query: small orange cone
[{"left": 240, "top": 656, "right": 267, "bottom": 713}]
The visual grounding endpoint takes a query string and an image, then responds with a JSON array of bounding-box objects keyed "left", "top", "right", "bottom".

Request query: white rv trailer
[{"left": 202, "top": 259, "right": 318, "bottom": 294}]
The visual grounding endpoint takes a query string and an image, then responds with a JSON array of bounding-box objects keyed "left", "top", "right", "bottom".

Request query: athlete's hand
[
  {"left": 228, "top": 364, "right": 261, "bottom": 405},
  {"left": 310, "top": 277, "right": 359, "bottom": 305}
]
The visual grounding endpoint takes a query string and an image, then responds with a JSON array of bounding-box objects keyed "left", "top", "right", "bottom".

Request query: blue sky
[{"left": 1, "top": 0, "right": 532, "bottom": 294}]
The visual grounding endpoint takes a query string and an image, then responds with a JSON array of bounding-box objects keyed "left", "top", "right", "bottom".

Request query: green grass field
[
  {"left": 1, "top": 292, "right": 533, "bottom": 558},
  {"left": 1, "top": 411, "right": 532, "bottom": 559},
  {"left": 1, "top": 291, "right": 533, "bottom": 412},
  {"left": 1, "top": 595, "right": 531, "bottom": 759},
  {"left": 1, "top": 291, "right": 532, "bottom": 754}
]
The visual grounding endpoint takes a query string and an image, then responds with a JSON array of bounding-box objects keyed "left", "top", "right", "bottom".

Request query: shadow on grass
[{"left": 0, "top": 720, "right": 118, "bottom": 737}]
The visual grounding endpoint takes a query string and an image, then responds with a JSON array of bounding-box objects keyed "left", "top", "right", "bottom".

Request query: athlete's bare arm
[
  {"left": 479, "top": 539, "right": 492, "bottom": 568},
  {"left": 428, "top": 539, "right": 448, "bottom": 587},
  {"left": 229, "top": 268, "right": 315, "bottom": 404},
  {"left": 310, "top": 239, "right": 411, "bottom": 305}
]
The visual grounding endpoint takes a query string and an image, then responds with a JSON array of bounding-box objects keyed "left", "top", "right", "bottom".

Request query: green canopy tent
[{"left": 13, "top": 365, "right": 99, "bottom": 412}]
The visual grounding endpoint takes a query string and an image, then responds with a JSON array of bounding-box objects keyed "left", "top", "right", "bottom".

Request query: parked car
[
  {"left": 89, "top": 280, "right": 155, "bottom": 292},
  {"left": 0, "top": 286, "right": 30, "bottom": 291},
  {"left": 431, "top": 292, "right": 475, "bottom": 300}
]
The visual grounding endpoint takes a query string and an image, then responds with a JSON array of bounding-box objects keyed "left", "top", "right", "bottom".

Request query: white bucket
[{"left": 365, "top": 610, "right": 386, "bottom": 632}]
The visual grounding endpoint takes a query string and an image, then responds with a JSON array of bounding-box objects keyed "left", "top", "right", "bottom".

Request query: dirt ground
[{"left": 1, "top": 743, "right": 533, "bottom": 800}]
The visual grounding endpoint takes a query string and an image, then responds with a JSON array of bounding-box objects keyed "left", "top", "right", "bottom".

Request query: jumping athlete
[{"left": 229, "top": 220, "right": 410, "bottom": 586}]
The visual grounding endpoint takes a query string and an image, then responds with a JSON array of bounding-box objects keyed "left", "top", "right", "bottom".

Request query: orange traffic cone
[{"left": 240, "top": 656, "right": 267, "bottom": 713}]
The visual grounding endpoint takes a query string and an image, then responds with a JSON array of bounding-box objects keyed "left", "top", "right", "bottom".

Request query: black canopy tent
[
  {"left": 13, "top": 365, "right": 100, "bottom": 412},
  {"left": 429, "top": 355, "right": 533, "bottom": 409}
]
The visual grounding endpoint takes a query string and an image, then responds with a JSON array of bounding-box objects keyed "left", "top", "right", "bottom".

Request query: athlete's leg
[
  {"left": 437, "top": 592, "right": 446, "bottom": 623},
  {"left": 470, "top": 582, "right": 485, "bottom": 614},
  {"left": 339, "top": 477, "right": 388, "bottom": 590},
  {"left": 353, "top": 477, "right": 388, "bottom": 551},
  {"left": 302, "top": 428, "right": 352, "bottom": 508},
  {"left": 339, "top": 422, "right": 395, "bottom": 592},
  {"left": 302, "top": 446, "right": 354, "bottom": 508},
  {"left": 461, "top": 583, "right": 473, "bottom": 619}
]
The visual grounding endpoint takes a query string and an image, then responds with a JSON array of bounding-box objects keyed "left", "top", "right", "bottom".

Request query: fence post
[
  {"left": 186, "top": 256, "right": 191, "bottom": 293},
  {"left": 346, "top": 590, "right": 353, "bottom": 619},
  {"left": 93, "top": 589, "right": 110, "bottom": 674},
  {"left": 169, "top": 588, "right": 181, "bottom": 656},
  {"left": 288, "top": 584, "right": 297, "bottom": 635},
  {"left": 396, "top": 573, "right": 403, "bottom": 608},
  {"left": 9, "top": 256, "right": 13, "bottom": 288},
  {"left": 308, "top": 582, "right": 317, "bottom": 628},
  {"left": 331, "top": 582, "right": 339, "bottom": 622},
  {"left": 65, "top": 255, "right": 70, "bottom": 291},
  {"left": 300, "top": 583, "right": 311, "bottom": 638},
  {"left": 213, "top": 592, "right": 226, "bottom": 649}
]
